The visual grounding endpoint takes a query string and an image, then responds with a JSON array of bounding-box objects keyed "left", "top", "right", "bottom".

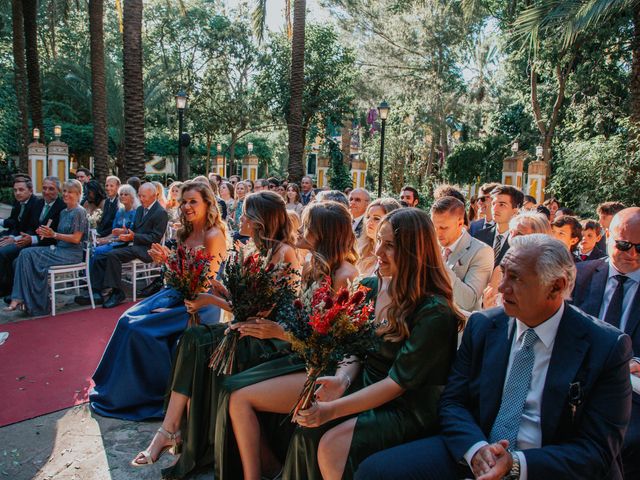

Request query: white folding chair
[
  {"left": 121, "top": 235, "right": 165, "bottom": 302},
  {"left": 48, "top": 242, "right": 95, "bottom": 316}
]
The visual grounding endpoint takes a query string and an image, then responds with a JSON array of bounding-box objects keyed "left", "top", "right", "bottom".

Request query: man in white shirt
[
  {"left": 356, "top": 235, "right": 632, "bottom": 480},
  {"left": 348, "top": 188, "right": 370, "bottom": 239},
  {"left": 431, "top": 196, "right": 493, "bottom": 312}
]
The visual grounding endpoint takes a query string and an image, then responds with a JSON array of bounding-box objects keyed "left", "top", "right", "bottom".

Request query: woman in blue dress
[
  {"left": 90, "top": 181, "right": 228, "bottom": 421},
  {"left": 91, "top": 183, "right": 138, "bottom": 262},
  {"left": 6, "top": 179, "right": 87, "bottom": 315}
]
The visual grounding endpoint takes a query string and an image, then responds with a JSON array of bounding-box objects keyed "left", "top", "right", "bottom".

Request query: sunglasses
[
  {"left": 615, "top": 240, "right": 640, "bottom": 253},
  {"left": 477, "top": 196, "right": 490, "bottom": 202}
]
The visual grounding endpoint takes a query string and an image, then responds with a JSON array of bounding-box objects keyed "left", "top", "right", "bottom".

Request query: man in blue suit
[
  {"left": 571, "top": 207, "right": 640, "bottom": 478},
  {"left": 469, "top": 182, "right": 499, "bottom": 236},
  {"left": 356, "top": 235, "right": 632, "bottom": 480}
]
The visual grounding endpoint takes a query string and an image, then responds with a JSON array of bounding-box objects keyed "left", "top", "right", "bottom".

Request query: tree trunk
[
  {"left": 89, "top": 0, "right": 109, "bottom": 181},
  {"left": 229, "top": 132, "right": 238, "bottom": 177},
  {"left": 286, "top": 0, "right": 306, "bottom": 183},
  {"left": 631, "top": 6, "right": 640, "bottom": 131},
  {"left": 122, "top": 0, "right": 145, "bottom": 180},
  {"left": 341, "top": 119, "right": 351, "bottom": 167},
  {"left": 23, "top": 0, "right": 43, "bottom": 138},
  {"left": 11, "top": 0, "right": 29, "bottom": 171}
]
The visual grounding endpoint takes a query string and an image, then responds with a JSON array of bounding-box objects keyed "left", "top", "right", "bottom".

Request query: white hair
[
  {"left": 509, "top": 234, "right": 576, "bottom": 299},
  {"left": 118, "top": 183, "right": 141, "bottom": 209},
  {"left": 509, "top": 211, "right": 551, "bottom": 234},
  {"left": 350, "top": 188, "right": 371, "bottom": 202}
]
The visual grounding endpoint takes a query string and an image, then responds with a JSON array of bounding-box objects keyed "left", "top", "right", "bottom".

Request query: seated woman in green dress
[{"left": 227, "top": 208, "right": 464, "bottom": 480}]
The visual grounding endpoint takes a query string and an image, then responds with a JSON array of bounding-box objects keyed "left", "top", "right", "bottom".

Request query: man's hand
[
  {"left": 111, "top": 227, "right": 126, "bottom": 236},
  {"left": 16, "top": 234, "right": 32, "bottom": 248},
  {"left": 0, "top": 236, "right": 16, "bottom": 247},
  {"left": 118, "top": 231, "right": 134, "bottom": 242},
  {"left": 630, "top": 359, "right": 640, "bottom": 378},
  {"left": 475, "top": 441, "right": 512, "bottom": 480},
  {"left": 471, "top": 440, "right": 511, "bottom": 478}
]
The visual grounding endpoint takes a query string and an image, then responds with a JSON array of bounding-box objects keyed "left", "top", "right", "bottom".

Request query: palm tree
[
  {"left": 89, "top": 0, "right": 109, "bottom": 181},
  {"left": 11, "top": 0, "right": 29, "bottom": 171},
  {"left": 252, "top": 0, "right": 306, "bottom": 183},
  {"left": 23, "top": 0, "right": 43, "bottom": 139},
  {"left": 121, "top": 0, "right": 145, "bottom": 179}
]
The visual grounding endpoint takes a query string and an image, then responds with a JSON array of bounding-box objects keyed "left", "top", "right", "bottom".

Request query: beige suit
[{"left": 443, "top": 230, "right": 493, "bottom": 313}]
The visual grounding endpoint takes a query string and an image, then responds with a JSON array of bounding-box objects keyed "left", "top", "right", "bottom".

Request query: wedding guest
[
  {"left": 92, "top": 184, "right": 139, "bottom": 259},
  {"left": 349, "top": 188, "right": 371, "bottom": 239},
  {"left": 482, "top": 211, "right": 551, "bottom": 309},
  {"left": 285, "top": 183, "right": 305, "bottom": 217},
  {"left": 127, "top": 176, "right": 142, "bottom": 193},
  {"left": 152, "top": 181, "right": 168, "bottom": 209},
  {"left": 356, "top": 198, "right": 401, "bottom": 277},
  {"left": 131, "top": 191, "right": 301, "bottom": 473},
  {"left": 6, "top": 180, "right": 87, "bottom": 315},
  {"left": 551, "top": 215, "right": 582, "bottom": 258},
  {"left": 316, "top": 189, "right": 348, "bottom": 207},
  {"left": 75, "top": 182, "right": 168, "bottom": 309},
  {"left": 357, "top": 234, "right": 632, "bottom": 480},
  {"left": 597, "top": 201, "right": 626, "bottom": 252},
  {"left": 96, "top": 176, "right": 121, "bottom": 238},
  {"left": 522, "top": 194, "right": 537, "bottom": 211},
  {"left": 166, "top": 181, "right": 184, "bottom": 222},
  {"left": 468, "top": 196, "right": 478, "bottom": 223},
  {"left": 81, "top": 179, "right": 106, "bottom": 215},
  {"left": 75, "top": 167, "right": 92, "bottom": 204},
  {"left": 229, "top": 175, "right": 241, "bottom": 187},
  {"left": 253, "top": 179, "right": 268, "bottom": 192},
  {"left": 208, "top": 173, "right": 222, "bottom": 187},
  {"left": 0, "top": 176, "right": 64, "bottom": 296},
  {"left": 300, "top": 176, "right": 316, "bottom": 206},
  {"left": 542, "top": 197, "right": 560, "bottom": 222},
  {"left": 554, "top": 206, "right": 574, "bottom": 221},
  {"left": 578, "top": 219, "right": 607, "bottom": 261},
  {"left": 229, "top": 181, "right": 248, "bottom": 239},
  {"left": 267, "top": 177, "right": 280, "bottom": 190},
  {"left": 399, "top": 185, "right": 419, "bottom": 207},
  {"left": 474, "top": 185, "right": 524, "bottom": 267},
  {"left": 433, "top": 184, "right": 469, "bottom": 226},
  {"left": 226, "top": 208, "right": 461, "bottom": 480},
  {"left": 276, "top": 183, "right": 287, "bottom": 200},
  {"left": 469, "top": 182, "right": 499, "bottom": 236},
  {"left": 431, "top": 196, "right": 493, "bottom": 313},
  {"left": 219, "top": 181, "right": 235, "bottom": 214},
  {"left": 192, "top": 175, "right": 227, "bottom": 221},
  {"left": 571, "top": 207, "right": 640, "bottom": 478},
  {"left": 91, "top": 181, "right": 227, "bottom": 422},
  {"left": 536, "top": 204, "right": 551, "bottom": 220}
]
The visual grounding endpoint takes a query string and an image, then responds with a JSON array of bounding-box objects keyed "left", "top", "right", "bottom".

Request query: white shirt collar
[
  {"left": 144, "top": 200, "right": 157, "bottom": 211},
  {"left": 607, "top": 260, "right": 640, "bottom": 284},
  {"left": 514, "top": 302, "right": 564, "bottom": 350}
]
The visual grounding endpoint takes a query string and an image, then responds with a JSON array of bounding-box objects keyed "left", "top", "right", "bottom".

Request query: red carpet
[{"left": 0, "top": 303, "right": 134, "bottom": 427}]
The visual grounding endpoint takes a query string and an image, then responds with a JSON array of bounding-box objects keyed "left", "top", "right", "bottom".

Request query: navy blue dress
[{"left": 90, "top": 287, "right": 221, "bottom": 420}]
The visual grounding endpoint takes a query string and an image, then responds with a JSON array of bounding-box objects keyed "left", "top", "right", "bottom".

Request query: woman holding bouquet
[
  {"left": 227, "top": 208, "right": 462, "bottom": 480},
  {"left": 90, "top": 181, "right": 227, "bottom": 421}
]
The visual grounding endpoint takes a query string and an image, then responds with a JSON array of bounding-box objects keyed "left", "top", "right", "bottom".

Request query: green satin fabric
[{"left": 282, "top": 277, "right": 459, "bottom": 480}]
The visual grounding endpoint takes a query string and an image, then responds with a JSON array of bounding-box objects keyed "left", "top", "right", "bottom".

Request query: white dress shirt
[
  {"left": 598, "top": 261, "right": 640, "bottom": 332},
  {"left": 464, "top": 303, "right": 565, "bottom": 480}
]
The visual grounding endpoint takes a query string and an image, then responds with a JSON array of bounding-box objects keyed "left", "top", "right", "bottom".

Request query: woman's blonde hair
[
  {"left": 152, "top": 181, "right": 167, "bottom": 206},
  {"left": 301, "top": 201, "right": 358, "bottom": 287},
  {"left": 358, "top": 197, "right": 401, "bottom": 266},
  {"left": 176, "top": 181, "right": 227, "bottom": 243},
  {"left": 377, "top": 208, "right": 464, "bottom": 341},
  {"left": 63, "top": 179, "right": 83, "bottom": 197},
  {"left": 166, "top": 181, "right": 184, "bottom": 209},
  {"left": 243, "top": 191, "right": 295, "bottom": 253}
]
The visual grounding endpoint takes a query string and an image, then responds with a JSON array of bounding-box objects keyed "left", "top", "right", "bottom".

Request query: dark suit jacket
[
  {"left": 36, "top": 197, "right": 66, "bottom": 247},
  {"left": 97, "top": 196, "right": 120, "bottom": 237},
  {"left": 469, "top": 218, "right": 492, "bottom": 237},
  {"left": 440, "top": 304, "right": 632, "bottom": 479},
  {"left": 578, "top": 246, "right": 607, "bottom": 262},
  {"left": 472, "top": 225, "right": 509, "bottom": 267},
  {"left": 2, "top": 195, "right": 41, "bottom": 237},
  {"left": 130, "top": 201, "right": 168, "bottom": 248},
  {"left": 572, "top": 258, "right": 640, "bottom": 396}
]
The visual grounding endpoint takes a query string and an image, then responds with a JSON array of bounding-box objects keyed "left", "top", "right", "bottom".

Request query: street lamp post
[
  {"left": 175, "top": 91, "right": 187, "bottom": 180},
  {"left": 377, "top": 101, "right": 390, "bottom": 197}
]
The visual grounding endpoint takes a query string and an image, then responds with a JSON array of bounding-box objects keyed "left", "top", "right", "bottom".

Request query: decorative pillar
[
  {"left": 317, "top": 156, "right": 329, "bottom": 188},
  {"left": 241, "top": 154, "right": 259, "bottom": 181},
  {"left": 28, "top": 140, "right": 47, "bottom": 194},
  {"left": 501, "top": 154, "right": 525, "bottom": 189},
  {"left": 351, "top": 158, "right": 367, "bottom": 189},
  {"left": 47, "top": 139, "right": 69, "bottom": 183},
  {"left": 526, "top": 160, "right": 549, "bottom": 203},
  {"left": 213, "top": 153, "right": 226, "bottom": 178}
]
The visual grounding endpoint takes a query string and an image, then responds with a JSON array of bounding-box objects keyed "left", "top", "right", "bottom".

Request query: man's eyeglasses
[
  {"left": 268, "top": 184, "right": 276, "bottom": 190},
  {"left": 476, "top": 196, "right": 490, "bottom": 203},
  {"left": 615, "top": 240, "right": 640, "bottom": 253}
]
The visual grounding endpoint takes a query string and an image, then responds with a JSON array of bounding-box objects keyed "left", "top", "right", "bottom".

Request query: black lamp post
[
  {"left": 175, "top": 91, "right": 187, "bottom": 180},
  {"left": 377, "top": 100, "right": 390, "bottom": 197}
]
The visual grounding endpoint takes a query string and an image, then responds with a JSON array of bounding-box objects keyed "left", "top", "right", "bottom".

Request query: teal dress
[{"left": 281, "top": 276, "right": 459, "bottom": 480}]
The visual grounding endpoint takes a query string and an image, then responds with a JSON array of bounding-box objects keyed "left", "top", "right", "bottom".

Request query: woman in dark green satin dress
[{"left": 227, "top": 208, "right": 464, "bottom": 480}]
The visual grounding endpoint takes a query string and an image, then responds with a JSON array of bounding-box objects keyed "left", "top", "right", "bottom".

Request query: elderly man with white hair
[
  {"left": 355, "top": 234, "right": 632, "bottom": 480},
  {"left": 76, "top": 182, "right": 168, "bottom": 309},
  {"left": 348, "top": 188, "right": 371, "bottom": 239}
]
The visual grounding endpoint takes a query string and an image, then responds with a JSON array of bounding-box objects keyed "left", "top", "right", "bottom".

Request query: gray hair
[
  {"left": 350, "top": 188, "right": 371, "bottom": 202},
  {"left": 42, "top": 176, "right": 61, "bottom": 191},
  {"left": 118, "top": 183, "right": 141, "bottom": 209},
  {"left": 106, "top": 175, "right": 121, "bottom": 186},
  {"left": 138, "top": 182, "right": 157, "bottom": 196},
  {"left": 509, "top": 234, "right": 576, "bottom": 299},
  {"left": 509, "top": 211, "right": 551, "bottom": 234},
  {"left": 316, "top": 189, "right": 349, "bottom": 207}
]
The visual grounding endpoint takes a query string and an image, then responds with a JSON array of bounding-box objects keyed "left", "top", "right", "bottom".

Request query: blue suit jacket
[
  {"left": 469, "top": 218, "right": 491, "bottom": 237},
  {"left": 439, "top": 304, "right": 632, "bottom": 479}
]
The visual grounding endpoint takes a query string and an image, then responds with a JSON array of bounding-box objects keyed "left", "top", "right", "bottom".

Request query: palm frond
[{"left": 252, "top": 0, "right": 268, "bottom": 43}]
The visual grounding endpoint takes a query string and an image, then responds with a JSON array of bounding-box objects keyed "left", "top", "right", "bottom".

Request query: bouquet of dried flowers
[
  {"left": 276, "top": 277, "right": 377, "bottom": 418},
  {"left": 208, "top": 247, "right": 298, "bottom": 375}
]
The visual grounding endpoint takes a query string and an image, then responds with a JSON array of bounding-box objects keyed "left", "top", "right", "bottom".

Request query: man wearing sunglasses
[
  {"left": 469, "top": 182, "right": 499, "bottom": 236},
  {"left": 571, "top": 207, "right": 640, "bottom": 479}
]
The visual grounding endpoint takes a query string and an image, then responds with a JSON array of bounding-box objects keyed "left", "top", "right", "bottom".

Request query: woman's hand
[
  {"left": 294, "top": 401, "right": 335, "bottom": 428},
  {"left": 208, "top": 278, "right": 230, "bottom": 298},
  {"left": 148, "top": 243, "right": 170, "bottom": 263},
  {"left": 36, "top": 225, "right": 55, "bottom": 238},
  {"left": 184, "top": 293, "right": 216, "bottom": 313},
  {"left": 230, "top": 318, "right": 285, "bottom": 340},
  {"left": 314, "top": 375, "right": 350, "bottom": 402}
]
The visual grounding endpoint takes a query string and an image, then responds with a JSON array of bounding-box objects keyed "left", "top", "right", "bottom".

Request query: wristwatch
[{"left": 503, "top": 452, "right": 520, "bottom": 480}]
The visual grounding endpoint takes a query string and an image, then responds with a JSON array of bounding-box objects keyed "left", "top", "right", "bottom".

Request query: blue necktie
[{"left": 489, "top": 328, "right": 539, "bottom": 448}]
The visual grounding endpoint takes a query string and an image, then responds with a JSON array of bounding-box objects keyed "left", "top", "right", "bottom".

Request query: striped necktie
[{"left": 493, "top": 234, "right": 504, "bottom": 261}]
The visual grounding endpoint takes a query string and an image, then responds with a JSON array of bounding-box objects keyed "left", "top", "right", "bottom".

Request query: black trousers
[{"left": 91, "top": 245, "right": 152, "bottom": 291}]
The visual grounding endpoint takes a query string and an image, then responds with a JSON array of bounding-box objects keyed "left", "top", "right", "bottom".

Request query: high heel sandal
[
  {"left": 130, "top": 427, "right": 182, "bottom": 467},
  {"left": 3, "top": 303, "right": 25, "bottom": 312}
]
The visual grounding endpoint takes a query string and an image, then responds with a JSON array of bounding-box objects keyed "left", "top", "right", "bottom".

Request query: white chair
[
  {"left": 121, "top": 258, "right": 163, "bottom": 302},
  {"left": 48, "top": 243, "right": 95, "bottom": 316}
]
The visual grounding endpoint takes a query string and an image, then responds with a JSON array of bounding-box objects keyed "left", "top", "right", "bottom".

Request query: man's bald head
[
  {"left": 138, "top": 182, "right": 158, "bottom": 209},
  {"left": 608, "top": 207, "right": 640, "bottom": 274}
]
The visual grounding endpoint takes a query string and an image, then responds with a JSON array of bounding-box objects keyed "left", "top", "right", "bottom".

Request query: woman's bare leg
[
  {"left": 229, "top": 372, "right": 307, "bottom": 480},
  {"left": 317, "top": 417, "right": 357, "bottom": 480}
]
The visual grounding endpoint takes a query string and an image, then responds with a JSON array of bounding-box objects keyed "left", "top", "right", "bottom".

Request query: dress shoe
[
  {"left": 103, "top": 288, "right": 126, "bottom": 309},
  {"left": 75, "top": 293, "right": 104, "bottom": 306},
  {"left": 138, "top": 277, "right": 163, "bottom": 298},
  {"left": 4, "top": 295, "right": 11, "bottom": 305}
]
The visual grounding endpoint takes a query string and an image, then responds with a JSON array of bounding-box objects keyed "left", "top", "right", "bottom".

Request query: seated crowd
[{"left": 0, "top": 171, "right": 638, "bottom": 480}]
